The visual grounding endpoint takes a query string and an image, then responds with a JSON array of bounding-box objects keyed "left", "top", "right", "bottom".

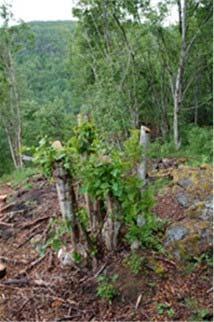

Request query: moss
[
  {"left": 184, "top": 202, "right": 205, "bottom": 219},
  {"left": 167, "top": 219, "right": 210, "bottom": 260}
]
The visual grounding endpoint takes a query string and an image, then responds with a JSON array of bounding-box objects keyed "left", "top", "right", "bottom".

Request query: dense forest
[{"left": 0, "top": 1, "right": 213, "bottom": 321}]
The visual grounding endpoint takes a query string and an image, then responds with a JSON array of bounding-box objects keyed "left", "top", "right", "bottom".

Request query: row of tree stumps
[{"left": 52, "top": 125, "right": 150, "bottom": 266}]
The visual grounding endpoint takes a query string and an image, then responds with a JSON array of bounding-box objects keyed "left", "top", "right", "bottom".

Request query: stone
[
  {"left": 31, "top": 234, "right": 43, "bottom": 249},
  {"left": 58, "top": 244, "right": 88, "bottom": 267},
  {"left": 178, "top": 178, "right": 193, "bottom": 189},
  {"left": 58, "top": 248, "right": 74, "bottom": 266},
  {"left": 137, "top": 215, "right": 146, "bottom": 227},
  {"left": 164, "top": 219, "right": 212, "bottom": 260},
  {"left": 200, "top": 207, "right": 212, "bottom": 222},
  {"left": 164, "top": 226, "right": 189, "bottom": 246},
  {"left": 176, "top": 193, "right": 189, "bottom": 208},
  {"left": 131, "top": 240, "right": 141, "bottom": 251}
]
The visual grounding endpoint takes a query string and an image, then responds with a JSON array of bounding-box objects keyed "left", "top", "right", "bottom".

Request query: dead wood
[
  {"left": 19, "top": 215, "right": 51, "bottom": 229},
  {"left": 16, "top": 222, "right": 44, "bottom": 248},
  {"left": 15, "top": 254, "right": 47, "bottom": 278},
  {"left": 0, "top": 256, "right": 28, "bottom": 265},
  {"left": 0, "top": 209, "right": 26, "bottom": 222},
  {"left": 0, "top": 221, "right": 14, "bottom": 227},
  {"left": 0, "top": 201, "right": 16, "bottom": 213}
]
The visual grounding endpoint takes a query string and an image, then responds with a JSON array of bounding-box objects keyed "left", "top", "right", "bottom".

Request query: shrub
[
  {"left": 125, "top": 253, "right": 144, "bottom": 274},
  {"left": 96, "top": 274, "right": 118, "bottom": 303}
]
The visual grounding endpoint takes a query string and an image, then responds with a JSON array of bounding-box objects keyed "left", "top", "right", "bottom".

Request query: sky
[
  {"left": 0, "top": 0, "right": 178, "bottom": 24},
  {"left": 3, "top": 0, "right": 77, "bottom": 22}
]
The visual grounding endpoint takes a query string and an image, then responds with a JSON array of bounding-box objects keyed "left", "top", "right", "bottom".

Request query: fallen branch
[
  {"left": 0, "top": 256, "right": 28, "bottom": 265},
  {"left": 80, "top": 263, "right": 107, "bottom": 284},
  {"left": 153, "top": 255, "right": 177, "bottom": 268},
  {"left": 0, "top": 221, "right": 14, "bottom": 227},
  {"left": 0, "top": 209, "right": 26, "bottom": 222},
  {"left": 16, "top": 223, "right": 44, "bottom": 248},
  {"left": 19, "top": 215, "right": 51, "bottom": 229},
  {"left": 0, "top": 201, "right": 16, "bottom": 213}
]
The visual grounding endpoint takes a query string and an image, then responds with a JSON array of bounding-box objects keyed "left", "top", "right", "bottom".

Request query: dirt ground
[{"left": 0, "top": 172, "right": 212, "bottom": 322}]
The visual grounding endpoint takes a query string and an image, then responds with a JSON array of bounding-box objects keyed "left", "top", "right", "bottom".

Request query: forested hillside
[{"left": 0, "top": 20, "right": 75, "bottom": 174}]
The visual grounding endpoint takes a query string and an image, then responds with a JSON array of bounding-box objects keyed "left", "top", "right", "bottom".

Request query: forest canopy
[{"left": 0, "top": 0, "right": 212, "bottom": 175}]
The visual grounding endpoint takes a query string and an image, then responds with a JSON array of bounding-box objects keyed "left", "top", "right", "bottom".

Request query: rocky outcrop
[{"left": 162, "top": 164, "right": 213, "bottom": 260}]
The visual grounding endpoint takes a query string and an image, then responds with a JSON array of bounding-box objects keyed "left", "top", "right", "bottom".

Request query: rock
[
  {"left": 58, "top": 244, "right": 88, "bottom": 267},
  {"left": 58, "top": 248, "right": 74, "bottom": 266},
  {"left": 131, "top": 240, "right": 141, "bottom": 251},
  {"left": 31, "top": 234, "right": 43, "bottom": 250},
  {"left": 137, "top": 215, "right": 146, "bottom": 227},
  {"left": 164, "top": 226, "right": 189, "bottom": 246},
  {"left": 176, "top": 193, "right": 189, "bottom": 208},
  {"left": 178, "top": 178, "right": 193, "bottom": 189},
  {"left": 184, "top": 199, "right": 213, "bottom": 222},
  {"left": 200, "top": 205, "right": 213, "bottom": 222},
  {"left": 164, "top": 219, "right": 212, "bottom": 260}
]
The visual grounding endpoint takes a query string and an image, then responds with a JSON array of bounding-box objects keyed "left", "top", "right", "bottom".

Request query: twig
[
  {"left": 15, "top": 253, "right": 47, "bottom": 278},
  {"left": 19, "top": 215, "right": 51, "bottom": 229},
  {"left": 153, "top": 255, "right": 177, "bottom": 268},
  {"left": 16, "top": 223, "right": 44, "bottom": 248},
  {"left": 0, "top": 209, "right": 25, "bottom": 222},
  {"left": 80, "top": 263, "right": 107, "bottom": 284},
  {"left": 0, "top": 201, "right": 16, "bottom": 213},
  {"left": 0, "top": 221, "right": 14, "bottom": 227},
  {"left": 135, "top": 294, "right": 142, "bottom": 309},
  {"left": 0, "top": 256, "right": 28, "bottom": 265}
]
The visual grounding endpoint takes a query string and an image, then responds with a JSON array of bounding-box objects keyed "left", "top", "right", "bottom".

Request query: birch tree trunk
[
  {"left": 52, "top": 141, "right": 78, "bottom": 249},
  {"left": 173, "top": 0, "right": 187, "bottom": 150},
  {"left": 138, "top": 125, "right": 150, "bottom": 183}
]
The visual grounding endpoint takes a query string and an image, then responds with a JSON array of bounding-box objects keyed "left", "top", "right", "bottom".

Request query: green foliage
[
  {"left": 96, "top": 274, "right": 118, "bottom": 303},
  {"left": 124, "top": 187, "right": 164, "bottom": 250},
  {"left": 34, "top": 123, "right": 164, "bottom": 251},
  {"left": 41, "top": 218, "right": 71, "bottom": 254},
  {"left": 0, "top": 167, "right": 37, "bottom": 187},
  {"left": 156, "top": 303, "right": 175, "bottom": 318},
  {"left": 185, "top": 298, "right": 211, "bottom": 322},
  {"left": 149, "top": 125, "right": 212, "bottom": 165},
  {"left": 183, "top": 125, "right": 212, "bottom": 164},
  {"left": 124, "top": 253, "right": 144, "bottom": 274}
]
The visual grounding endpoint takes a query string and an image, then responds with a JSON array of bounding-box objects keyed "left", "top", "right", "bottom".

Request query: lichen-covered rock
[
  {"left": 137, "top": 215, "right": 146, "bottom": 227},
  {"left": 176, "top": 192, "right": 190, "bottom": 208},
  {"left": 164, "top": 219, "right": 212, "bottom": 260},
  {"left": 157, "top": 164, "right": 213, "bottom": 260},
  {"left": 164, "top": 226, "right": 189, "bottom": 246}
]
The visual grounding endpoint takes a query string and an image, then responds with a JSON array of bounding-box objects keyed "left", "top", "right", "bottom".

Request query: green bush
[
  {"left": 96, "top": 274, "right": 118, "bottom": 303},
  {"left": 125, "top": 253, "right": 144, "bottom": 274},
  {"left": 149, "top": 125, "right": 212, "bottom": 165},
  {"left": 0, "top": 167, "right": 37, "bottom": 187},
  {"left": 183, "top": 125, "right": 212, "bottom": 164}
]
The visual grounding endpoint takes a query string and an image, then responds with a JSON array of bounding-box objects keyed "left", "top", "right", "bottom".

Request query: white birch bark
[{"left": 138, "top": 125, "right": 150, "bottom": 182}]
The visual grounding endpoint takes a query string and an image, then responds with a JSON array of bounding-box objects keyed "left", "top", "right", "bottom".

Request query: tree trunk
[
  {"left": 173, "top": 0, "right": 187, "bottom": 150},
  {"left": 102, "top": 195, "right": 120, "bottom": 251},
  {"left": 138, "top": 125, "right": 150, "bottom": 183}
]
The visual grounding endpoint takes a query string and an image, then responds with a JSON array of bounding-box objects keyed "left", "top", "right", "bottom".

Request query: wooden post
[{"left": 138, "top": 125, "right": 151, "bottom": 182}]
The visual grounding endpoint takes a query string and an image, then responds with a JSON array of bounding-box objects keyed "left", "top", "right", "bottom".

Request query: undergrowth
[
  {"left": 0, "top": 167, "right": 38, "bottom": 187},
  {"left": 149, "top": 125, "right": 212, "bottom": 165}
]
